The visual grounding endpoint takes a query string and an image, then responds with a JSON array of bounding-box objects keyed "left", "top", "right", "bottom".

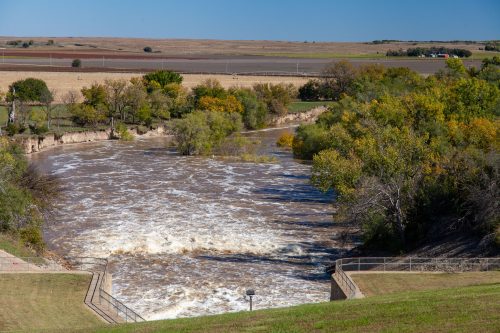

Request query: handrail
[
  {"left": 0, "top": 255, "right": 145, "bottom": 323},
  {"left": 98, "top": 258, "right": 146, "bottom": 323},
  {"left": 333, "top": 257, "right": 500, "bottom": 299}
]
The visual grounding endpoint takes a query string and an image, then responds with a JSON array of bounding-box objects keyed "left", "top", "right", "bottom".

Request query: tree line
[
  {"left": 1, "top": 71, "right": 298, "bottom": 153},
  {"left": 291, "top": 57, "right": 499, "bottom": 253},
  {"left": 386, "top": 47, "right": 472, "bottom": 57}
]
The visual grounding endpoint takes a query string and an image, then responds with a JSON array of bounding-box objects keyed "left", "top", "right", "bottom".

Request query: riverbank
[
  {"left": 14, "top": 125, "right": 171, "bottom": 154},
  {"left": 14, "top": 106, "right": 328, "bottom": 154}
]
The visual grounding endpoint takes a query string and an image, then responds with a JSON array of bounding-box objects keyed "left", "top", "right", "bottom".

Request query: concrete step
[{"left": 84, "top": 272, "right": 124, "bottom": 323}]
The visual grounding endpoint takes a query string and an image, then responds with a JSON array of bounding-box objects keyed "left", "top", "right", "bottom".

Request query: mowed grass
[
  {"left": 0, "top": 106, "right": 7, "bottom": 124},
  {"left": 0, "top": 233, "right": 47, "bottom": 265},
  {"left": 288, "top": 101, "right": 335, "bottom": 113},
  {"left": 351, "top": 271, "right": 500, "bottom": 297},
  {"left": 0, "top": 273, "right": 102, "bottom": 332},
  {"left": 83, "top": 283, "right": 500, "bottom": 333}
]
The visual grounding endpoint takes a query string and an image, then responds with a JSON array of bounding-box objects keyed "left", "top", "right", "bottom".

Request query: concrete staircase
[{"left": 84, "top": 272, "right": 125, "bottom": 323}]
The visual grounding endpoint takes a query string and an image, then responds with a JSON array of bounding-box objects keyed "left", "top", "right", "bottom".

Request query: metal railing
[
  {"left": 334, "top": 257, "right": 500, "bottom": 299},
  {"left": 0, "top": 254, "right": 145, "bottom": 323},
  {"left": 98, "top": 259, "right": 146, "bottom": 323}
]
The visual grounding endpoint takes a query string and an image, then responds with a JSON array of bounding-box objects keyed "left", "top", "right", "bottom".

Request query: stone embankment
[{"left": 16, "top": 125, "right": 170, "bottom": 154}]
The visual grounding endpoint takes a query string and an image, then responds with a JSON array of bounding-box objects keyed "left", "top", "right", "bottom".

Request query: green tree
[
  {"left": 72, "top": 59, "right": 82, "bottom": 68},
  {"left": 143, "top": 70, "right": 183, "bottom": 92},
  {"left": 231, "top": 88, "right": 268, "bottom": 129},
  {"left": 253, "top": 83, "right": 296, "bottom": 116},
  {"left": 321, "top": 60, "right": 357, "bottom": 100},
  {"left": 7, "top": 78, "right": 52, "bottom": 126},
  {"left": 104, "top": 79, "right": 128, "bottom": 121},
  {"left": 0, "top": 138, "right": 61, "bottom": 252},
  {"left": 81, "top": 84, "right": 107, "bottom": 108},
  {"left": 171, "top": 111, "right": 212, "bottom": 155},
  {"left": 192, "top": 79, "right": 227, "bottom": 106}
]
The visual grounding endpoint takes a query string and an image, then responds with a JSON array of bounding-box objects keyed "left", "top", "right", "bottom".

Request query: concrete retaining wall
[{"left": 330, "top": 275, "right": 348, "bottom": 300}]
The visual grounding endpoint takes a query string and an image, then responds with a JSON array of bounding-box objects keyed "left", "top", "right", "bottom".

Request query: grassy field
[
  {"left": 288, "top": 101, "right": 335, "bottom": 113},
  {"left": 0, "top": 272, "right": 498, "bottom": 332},
  {"left": 0, "top": 72, "right": 310, "bottom": 103},
  {"left": 82, "top": 283, "right": 500, "bottom": 333},
  {"left": 254, "top": 52, "right": 388, "bottom": 59},
  {"left": 0, "top": 233, "right": 35, "bottom": 257},
  {"left": 0, "top": 106, "right": 7, "bottom": 124},
  {"left": 0, "top": 37, "right": 486, "bottom": 56},
  {"left": 351, "top": 271, "right": 500, "bottom": 297},
  {"left": 0, "top": 273, "right": 102, "bottom": 332}
]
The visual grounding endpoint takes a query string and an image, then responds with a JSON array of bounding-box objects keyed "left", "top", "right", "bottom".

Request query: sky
[{"left": 0, "top": 0, "right": 499, "bottom": 42}]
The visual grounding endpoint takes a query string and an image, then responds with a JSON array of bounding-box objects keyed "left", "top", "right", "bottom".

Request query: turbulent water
[{"left": 31, "top": 128, "right": 347, "bottom": 320}]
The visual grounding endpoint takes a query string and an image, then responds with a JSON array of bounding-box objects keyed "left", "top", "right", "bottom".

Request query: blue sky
[{"left": 0, "top": 0, "right": 498, "bottom": 41}]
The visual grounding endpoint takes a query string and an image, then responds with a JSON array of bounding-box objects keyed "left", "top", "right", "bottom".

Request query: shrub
[
  {"left": 298, "top": 80, "right": 323, "bottom": 101},
  {"left": 29, "top": 124, "right": 49, "bottom": 136},
  {"left": 72, "top": 59, "right": 82, "bottom": 68},
  {"left": 20, "top": 225, "right": 45, "bottom": 253},
  {"left": 276, "top": 132, "right": 294, "bottom": 148},
  {"left": 115, "top": 123, "right": 133, "bottom": 141},
  {"left": 143, "top": 46, "right": 153, "bottom": 53},
  {"left": 231, "top": 88, "right": 268, "bottom": 130},
  {"left": 5, "top": 123, "right": 24, "bottom": 136}
]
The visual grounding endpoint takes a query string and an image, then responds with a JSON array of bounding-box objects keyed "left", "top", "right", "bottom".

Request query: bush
[
  {"left": 298, "top": 80, "right": 323, "bottom": 101},
  {"left": 253, "top": 83, "right": 297, "bottom": 115},
  {"left": 231, "top": 88, "right": 268, "bottom": 130},
  {"left": 28, "top": 124, "right": 49, "bottom": 136},
  {"left": 72, "top": 59, "right": 82, "bottom": 68},
  {"left": 276, "top": 132, "right": 294, "bottom": 148},
  {"left": 143, "top": 46, "right": 153, "bottom": 53},
  {"left": 5, "top": 123, "right": 25, "bottom": 136},
  {"left": 22, "top": 42, "right": 29, "bottom": 48},
  {"left": 115, "top": 123, "right": 134, "bottom": 141},
  {"left": 171, "top": 110, "right": 242, "bottom": 155},
  {"left": 143, "top": 70, "right": 183, "bottom": 89},
  {"left": 19, "top": 225, "right": 44, "bottom": 253}
]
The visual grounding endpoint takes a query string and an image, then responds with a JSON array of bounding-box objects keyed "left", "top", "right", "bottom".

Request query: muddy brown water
[{"left": 31, "top": 128, "right": 349, "bottom": 320}]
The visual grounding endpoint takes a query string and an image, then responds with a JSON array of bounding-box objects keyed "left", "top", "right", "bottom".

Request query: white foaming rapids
[{"left": 35, "top": 133, "right": 339, "bottom": 320}]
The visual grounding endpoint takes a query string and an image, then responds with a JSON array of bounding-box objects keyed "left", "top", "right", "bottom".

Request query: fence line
[
  {"left": 0, "top": 255, "right": 145, "bottom": 323},
  {"left": 334, "top": 257, "right": 500, "bottom": 299}
]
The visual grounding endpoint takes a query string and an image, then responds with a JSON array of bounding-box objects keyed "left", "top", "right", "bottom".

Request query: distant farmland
[{"left": 0, "top": 37, "right": 491, "bottom": 75}]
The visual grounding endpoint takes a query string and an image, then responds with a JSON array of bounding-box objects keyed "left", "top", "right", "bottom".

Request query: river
[{"left": 31, "top": 128, "right": 348, "bottom": 320}]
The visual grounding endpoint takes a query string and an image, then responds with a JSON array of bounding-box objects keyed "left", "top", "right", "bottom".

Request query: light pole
[{"left": 246, "top": 289, "right": 255, "bottom": 311}]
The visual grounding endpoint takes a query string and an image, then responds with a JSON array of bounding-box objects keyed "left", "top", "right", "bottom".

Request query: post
[
  {"left": 249, "top": 295, "right": 253, "bottom": 311},
  {"left": 409, "top": 257, "right": 412, "bottom": 271},
  {"left": 358, "top": 258, "right": 360, "bottom": 271}
]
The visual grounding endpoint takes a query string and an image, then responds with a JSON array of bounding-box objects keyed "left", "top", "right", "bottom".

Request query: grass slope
[
  {"left": 0, "top": 273, "right": 102, "bottom": 332},
  {"left": 86, "top": 284, "right": 500, "bottom": 333},
  {"left": 351, "top": 271, "right": 500, "bottom": 297}
]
